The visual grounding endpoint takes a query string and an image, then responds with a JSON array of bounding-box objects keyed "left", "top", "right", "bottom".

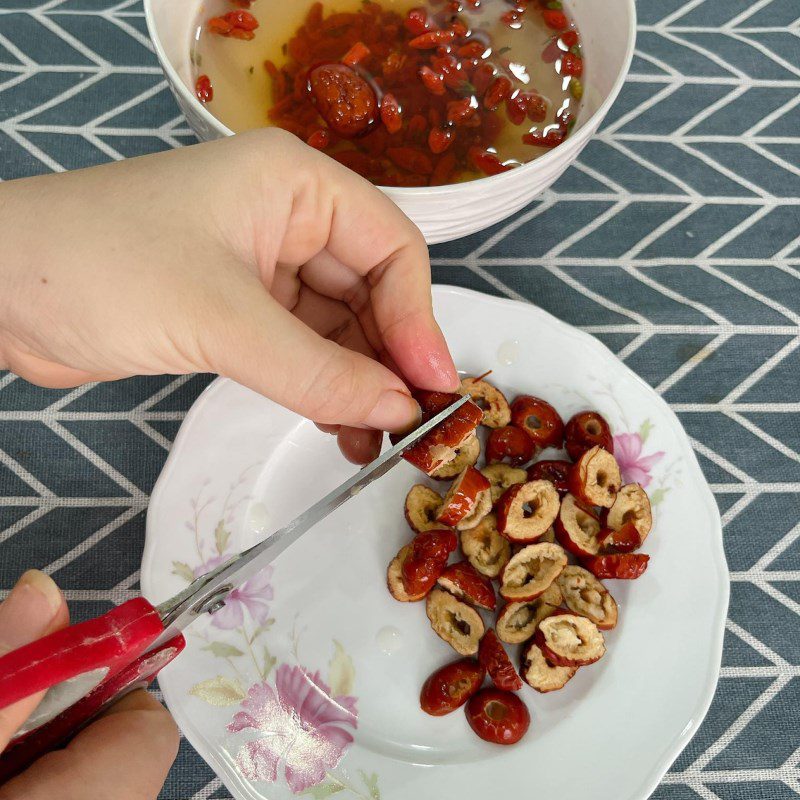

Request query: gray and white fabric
[{"left": 0, "top": 0, "right": 799, "bottom": 797}]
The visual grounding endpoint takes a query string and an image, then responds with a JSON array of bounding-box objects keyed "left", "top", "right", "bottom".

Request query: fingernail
[
  {"left": 0, "top": 570, "right": 62, "bottom": 652},
  {"left": 365, "top": 390, "right": 421, "bottom": 433}
]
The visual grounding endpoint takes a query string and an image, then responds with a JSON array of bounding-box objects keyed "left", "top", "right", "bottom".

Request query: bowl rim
[{"left": 143, "top": 0, "right": 637, "bottom": 194}]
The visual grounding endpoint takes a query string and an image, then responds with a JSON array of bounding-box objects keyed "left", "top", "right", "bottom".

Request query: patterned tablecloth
[{"left": 1, "top": 0, "right": 799, "bottom": 797}]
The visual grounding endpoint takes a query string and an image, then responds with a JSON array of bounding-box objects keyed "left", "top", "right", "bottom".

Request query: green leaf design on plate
[
  {"left": 202, "top": 641, "right": 245, "bottom": 659},
  {"left": 249, "top": 618, "right": 275, "bottom": 643},
  {"left": 215, "top": 520, "right": 231, "bottom": 555},
  {"left": 262, "top": 645, "right": 277, "bottom": 679},
  {"left": 172, "top": 561, "right": 195, "bottom": 583},
  {"left": 188, "top": 676, "right": 246, "bottom": 706},
  {"left": 649, "top": 487, "right": 668, "bottom": 506},
  {"left": 328, "top": 640, "right": 355, "bottom": 696},
  {"left": 638, "top": 418, "right": 653, "bottom": 443},
  {"left": 358, "top": 770, "right": 381, "bottom": 800},
  {"left": 300, "top": 779, "right": 345, "bottom": 798}
]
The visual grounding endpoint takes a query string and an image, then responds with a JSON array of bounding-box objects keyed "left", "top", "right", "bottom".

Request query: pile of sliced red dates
[
  {"left": 388, "top": 376, "right": 655, "bottom": 746},
  {"left": 196, "top": 0, "right": 583, "bottom": 186}
]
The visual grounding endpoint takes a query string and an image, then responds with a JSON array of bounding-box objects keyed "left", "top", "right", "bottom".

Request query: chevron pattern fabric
[{"left": 0, "top": 0, "right": 798, "bottom": 797}]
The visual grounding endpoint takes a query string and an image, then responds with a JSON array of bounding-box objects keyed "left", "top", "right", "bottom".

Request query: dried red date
[
  {"left": 307, "top": 63, "right": 378, "bottom": 138},
  {"left": 420, "top": 658, "right": 485, "bottom": 716}
]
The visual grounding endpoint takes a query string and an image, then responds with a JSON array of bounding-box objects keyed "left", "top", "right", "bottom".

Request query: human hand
[
  {"left": 0, "top": 130, "right": 458, "bottom": 463},
  {"left": 0, "top": 571, "right": 179, "bottom": 800}
]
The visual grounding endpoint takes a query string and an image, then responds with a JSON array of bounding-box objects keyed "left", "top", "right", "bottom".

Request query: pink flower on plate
[
  {"left": 613, "top": 433, "right": 664, "bottom": 489},
  {"left": 211, "top": 566, "right": 274, "bottom": 630},
  {"left": 228, "top": 664, "right": 358, "bottom": 794}
]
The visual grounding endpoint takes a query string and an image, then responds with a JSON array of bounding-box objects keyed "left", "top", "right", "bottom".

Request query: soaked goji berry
[
  {"left": 506, "top": 93, "right": 526, "bottom": 125},
  {"left": 404, "top": 7, "right": 432, "bottom": 36},
  {"left": 306, "top": 128, "right": 330, "bottom": 149},
  {"left": 409, "top": 29, "right": 456, "bottom": 49},
  {"left": 469, "top": 146, "right": 513, "bottom": 176},
  {"left": 419, "top": 66, "right": 446, "bottom": 95},
  {"left": 380, "top": 92, "right": 403, "bottom": 134},
  {"left": 195, "top": 74, "right": 213, "bottom": 103},
  {"left": 430, "top": 151, "right": 457, "bottom": 185},
  {"left": 472, "top": 62, "right": 495, "bottom": 95},
  {"left": 342, "top": 41, "right": 371, "bottom": 66},
  {"left": 522, "top": 128, "right": 565, "bottom": 148},
  {"left": 483, "top": 76, "right": 512, "bottom": 110},
  {"left": 447, "top": 97, "right": 479, "bottom": 126},
  {"left": 387, "top": 146, "right": 434, "bottom": 175},
  {"left": 560, "top": 52, "right": 583, "bottom": 77},
  {"left": 524, "top": 92, "right": 547, "bottom": 121},
  {"left": 561, "top": 29, "right": 579, "bottom": 47},
  {"left": 542, "top": 9, "right": 568, "bottom": 29},
  {"left": 458, "top": 41, "right": 486, "bottom": 58},
  {"left": 428, "top": 126, "right": 454, "bottom": 154}
]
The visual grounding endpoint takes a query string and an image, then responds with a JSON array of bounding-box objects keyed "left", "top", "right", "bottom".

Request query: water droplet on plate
[
  {"left": 375, "top": 625, "right": 403, "bottom": 655},
  {"left": 497, "top": 339, "right": 520, "bottom": 366},
  {"left": 247, "top": 502, "right": 270, "bottom": 534}
]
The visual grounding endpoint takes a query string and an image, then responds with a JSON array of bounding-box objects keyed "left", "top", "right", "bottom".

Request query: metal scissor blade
[{"left": 154, "top": 394, "right": 472, "bottom": 644}]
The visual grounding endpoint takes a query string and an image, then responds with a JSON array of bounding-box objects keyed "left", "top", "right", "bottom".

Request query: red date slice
[
  {"left": 581, "top": 553, "right": 650, "bottom": 580},
  {"left": 557, "top": 565, "right": 618, "bottom": 630},
  {"left": 426, "top": 588, "right": 485, "bottom": 655},
  {"left": 486, "top": 426, "right": 534, "bottom": 466},
  {"left": 437, "top": 466, "right": 492, "bottom": 529},
  {"left": 604, "top": 483, "right": 653, "bottom": 543},
  {"left": 500, "top": 542, "right": 568, "bottom": 602},
  {"left": 401, "top": 528, "right": 458, "bottom": 596},
  {"left": 535, "top": 613, "right": 606, "bottom": 667},
  {"left": 420, "top": 658, "right": 485, "bottom": 716},
  {"left": 527, "top": 459, "right": 571, "bottom": 495},
  {"left": 598, "top": 521, "right": 642, "bottom": 553},
  {"left": 568, "top": 445, "right": 621, "bottom": 508},
  {"left": 564, "top": 410, "right": 614, "bottom": 460},
  {"left": 495, "top": 585, "right": 562, "bottom": 644},
  {"left": 404, "top": 484, "right": 444, "bottom": 533},
  {"left": 387, "top": 545, "right": 426, "bottom": 602},
  {"left": 307, "top": 63, "right": 378, "bottom": 138},
  {"left": 460, "top": 513, "right": 511, "bottom": 579},
  {"left": 478, "top": 629, "right": 523, "bottom": 691},
  {"left": 465, "top": 688, "right": 530, "bottom": 745},
  {"left": 481, "top": 464, "right": 527, "bottom": 504},
  {"left": 555, "top": 493, "right": 603, "bottom": 557},
  {"left": 521, "top": 640, "right": 577, "bottom": 693},
  {"left": 459, "top": 376, "right": 511, "bottom": 428},
  {"left": 430, "top": 435, "right": 480, "bottom": 480},
  {"left": 438, "top": 561, "right": 496, "bottom": 611},
  {"left": 496, "top": 480, "right": 560, "bottom": 543},
  {"left": 510, "top": 395, "right": 564, "bottom": 450}
]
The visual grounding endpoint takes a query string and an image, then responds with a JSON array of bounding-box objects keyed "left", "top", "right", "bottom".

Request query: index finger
[{"left": 319, "top": 160, "right": 459, "bottom": 392}]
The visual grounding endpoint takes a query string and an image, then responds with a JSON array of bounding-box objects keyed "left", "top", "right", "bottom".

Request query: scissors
[{"left": 0, "top": 394, "right": 472, "bottom": 781}]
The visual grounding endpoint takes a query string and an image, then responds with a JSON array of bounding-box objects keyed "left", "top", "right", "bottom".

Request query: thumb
[
  {"left": 202, "top": 276, "right": 421, "bottom": 432},
  {"left": 0, "top": 571, "right": 68, "bottom": 750}
]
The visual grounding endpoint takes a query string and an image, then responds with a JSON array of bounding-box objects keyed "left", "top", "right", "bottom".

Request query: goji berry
[
  {"left": 542, "top": 9, "right": 568, "bottom": 29},
  {"left": 194, "top": 74, "right": 213, "bottom": 103},
  {"left": 409, "top": 30, "right": 456, "bottom": 49},
  {"left": 560, "top": 52, "right": 583, "bottom": 77},
  {"left": 306, "top": 128, "right": 330, "bottom": 149},
  {"left": 522, "top": 128, "right": 565, "bottom": 148},
  {"left": 483, "top": 75, "right": 512, "bottom": 110},
  {"left": 447, "top": 97, "right": 479, "bottom": 126},
  {"left": 561, "top": 29, "right": 579, "bottom": 47},
  {"left": 469, "top": 146, "right": 513, "bottom": 176},
  {"left": 472, "top": 62, "right": 495, "bottom": 95},
  {"left": 525, "top": 92, "right": 547, "bottom": 121},
  {"left": 428, "top": 126, "right": 454, "bottom": 154},
  {"left": 387, "top": 146, "right": 434, "bottom": 175},
  {"left": 419, "top": 66, "right": 446, "bottom": 95},
  {"left": 342, "top": 41, "right": 371, "bottom": 66},
  {"left": 430, "top": 151, "right": 457, "bottom": 185},
  {"left": 404, "top": 7, "right": 431, "bottom": 36},
  {"left": 380, "top": 92, "right": 403, "bottom": 134},
  {"left": 506, "top": 93, "right": 527, "bottom": 125},
  {"left": 458, "top": 41, "right": 486, "bottom": 59},
  {"left": 450, "top": 21, "right": 468, "bottom": 38}
]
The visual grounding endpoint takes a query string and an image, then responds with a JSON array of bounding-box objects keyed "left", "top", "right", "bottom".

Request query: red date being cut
[
  {"left": 307, "top": 63, "right": 378, "bottom": 138},
  {"left": 420, "top": 658, "right": 485, "bottom": 716},
  {"left": 478, "top": 629, "right": 523, "bottom": 691},
  {"left": 465, "top": 688, "right": 530, "bottom": 745},
  {"left": 564, "top": 411, "right": 614, "bottom": 460},
  {"left": 510, "top": 395, "right": 564, "bottom": 450},
  {"left": 486, "top": 426, "right": 534, "bottom": 466}
]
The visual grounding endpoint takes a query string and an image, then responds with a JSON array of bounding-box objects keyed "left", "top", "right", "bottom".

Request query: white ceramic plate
[{"left": 142, "top": 286, "right": 728, "bottom": 800}]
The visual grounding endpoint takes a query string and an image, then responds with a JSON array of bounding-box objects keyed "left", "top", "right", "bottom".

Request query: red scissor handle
[{"left": 0, "top": 597, "right": 180, "bottom": 781}]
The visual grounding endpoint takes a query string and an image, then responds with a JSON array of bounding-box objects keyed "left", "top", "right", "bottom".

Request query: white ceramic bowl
[{"left": 144, "top": 1, "right": 635, "bottom": 243}]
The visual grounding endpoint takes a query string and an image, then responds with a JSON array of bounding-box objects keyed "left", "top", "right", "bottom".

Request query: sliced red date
[
  {"left": 496, "top": 480, "right": 560, "bottom": 543},
  {"left": 510, "top": 395, "right": 564, "bottom": 450},
  {"left": 568, "top": 445, "right": 622, "bottom": 508},
  {"left": 555, "top": 493, "right": 603, "bottom": 557},
  {"left": 485, "top": 425, "right": 534, "bottom": 466},
  {"left": 527, "top": 459, "right": 571, "bottom": 495},
  {"left": 420, "top": 658, "right": 485, "bottom": 716},
  {"left": 557, "top": 565, "right": 618, "bottom": 630},
  {"left": 426, "top": 588, "right": 485, "bottom": 655},
  {"left": 404, "top": 484, "right": 444, "bottom": 533},
  {"left": 459, "top": 376, "right": 511, "bottom": 428},
  {"left": 564, "top": 410, "right": 614, "bottom": 460},
  {"left": 581, "top": 553, "right": 650, "bottom": 580},
  {"left": 535, "top": 613, "right": 606, "bottom": 667},
  {"left": 605, "top": 483, "right": 653, "bottom": 543},
  {"left": 430, "top": 435, "right": 480, "bottom": 480},
  {"left": 495, "top": 583, "right": 563, "bottom": 644},
  {"left": 437, "top": 560, "right": 496, "bottom": 611},
  {"left": 437, "top": 466, "right": 492, "bottom": 530},
  {"left": 521, "top": 640, "right": 577, "bottom": 693},
  {"left": 459, "top": 513, "right": 511, "bottom": 579},
  {"left": 500, "top": 542, "right": 568, "bottom": 602},
  {"left": 478, "top": 629, "right": 523, "bottom": 691}
]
